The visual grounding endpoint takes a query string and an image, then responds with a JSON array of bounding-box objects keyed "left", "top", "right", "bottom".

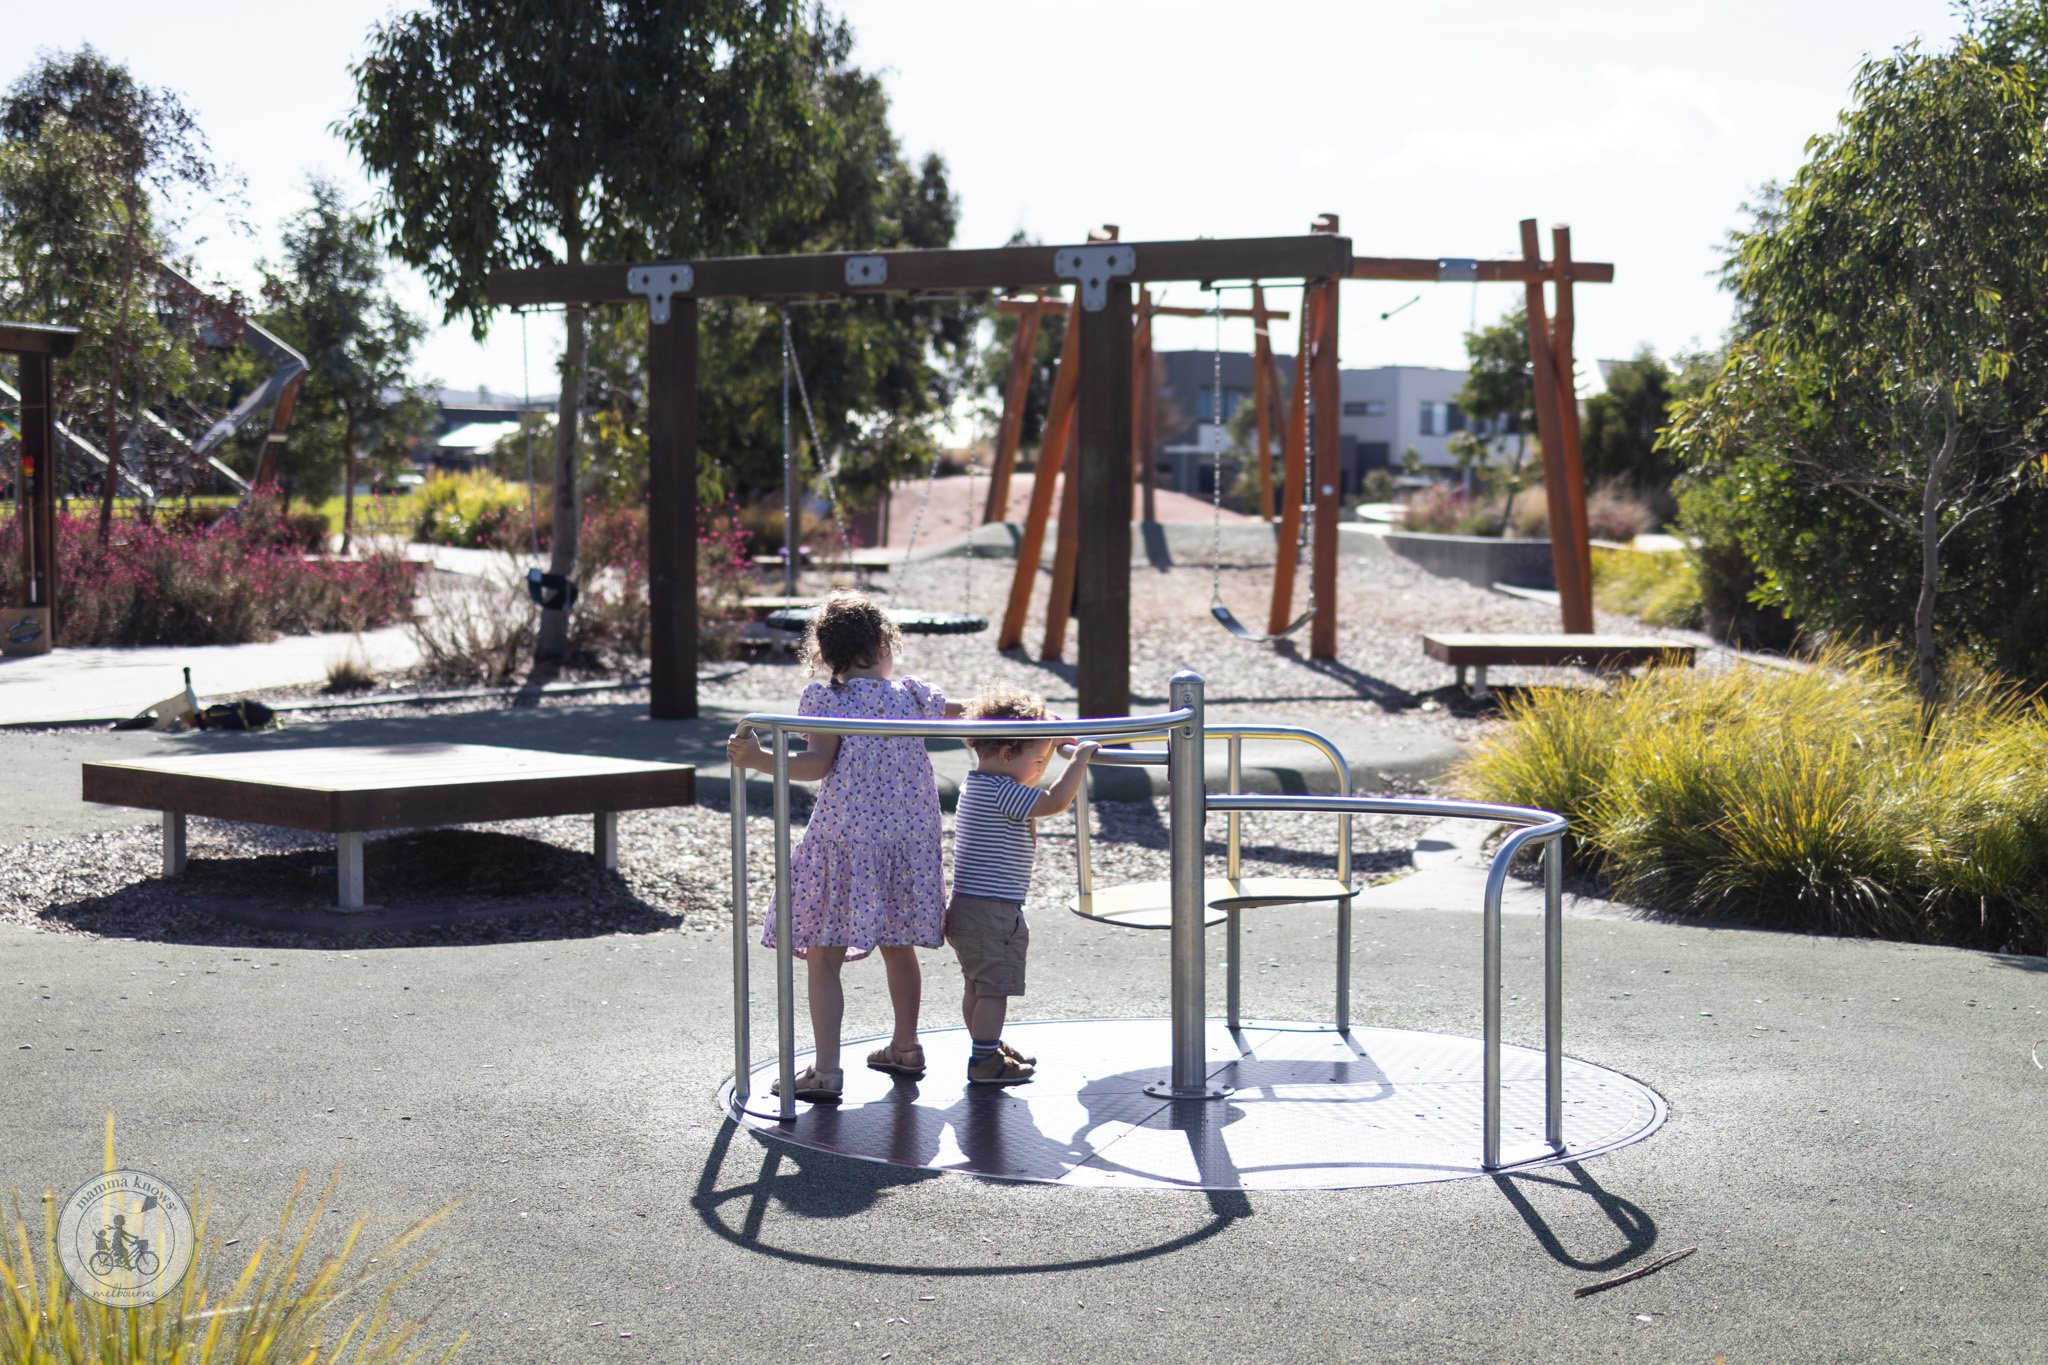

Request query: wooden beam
[
  {"left": 1550, "top": 224, "right": 1595, "bottom": 628},
  {"left": 996, "top": 296, "right": 1070, "bottom": 316},
  {"left": 1309, "top": 276, "right": 1342, "bottom": 660},
  {"left": 0, "top": 322, "right": 81, "bottom": 358},
  {"left": 1348, "top": 257, "right": 1615, "bottom": 284},
  {"left": 1134, "top": 287, "right": 1156, "bottom": 524},
  {"left": 1519, "top": 219, "right": 1593, "bottom": 634},
  {"left": 1251, "top": 283, "right": 1276, "bottom": 522},
  {"left": 1041, "top": 426, "right": 1082, "bottom": 660},
  {"left": 487, "top": 234, "right": 1354, "bottom": 309},
  {"left": 647, "top": 297, "right": 700, "bottom": 718},
  {"left": 1269, "top": 285, "right": 1315, "bottom": 635},
  {"left": 997, "top": 297, "right": 1082, "bottom": 649},
  {"left": 983, "top": 305, "right": 1042, "bottom": 523},
  {"left": 1076, "top": 284, "right": 1135, "bottom": 718},
  {"left": 1143, "top": 303, "right": 1291, "bottom": 321}
]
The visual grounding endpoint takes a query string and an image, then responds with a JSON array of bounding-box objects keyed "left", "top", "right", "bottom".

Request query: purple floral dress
[{"left": 763, "top": 675, "right": 948, "bottom": 959}]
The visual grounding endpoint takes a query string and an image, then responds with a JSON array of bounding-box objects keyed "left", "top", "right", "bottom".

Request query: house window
[
  {"left": 1342, "top": 401, "right": 1368, "bottom": 417},
  {"left": 1202, "top": 386, "right": 1248, "bottom": 423},
  {"left": 1419, "top": 401, "right": 1437, "bottom": 436},
  {"left": 1446, "top": 405, "right": 1467, "bottom": 434},
  {"left": 1365, "top": 400, "right": 1386, "bottom": 416}
]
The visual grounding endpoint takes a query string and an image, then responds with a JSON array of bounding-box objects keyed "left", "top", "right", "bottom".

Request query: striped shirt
[{"left": 951, "top": 770, "right": 1041, "bottom": 902}]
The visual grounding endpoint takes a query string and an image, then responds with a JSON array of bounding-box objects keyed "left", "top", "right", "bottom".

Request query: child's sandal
[
  {"left": 998, "top": 1040, "right": 1035, "bottom": 1066},
  {"left": 866, "top": 1043, "right": 926, "bottom": 1078},
  {"left": 770, "top": 1066, "right": 843, "bottom": 1102}
]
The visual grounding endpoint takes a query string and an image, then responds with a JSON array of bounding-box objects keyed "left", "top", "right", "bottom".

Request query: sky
[{"left": 8, "top": 0, "right": 1970, "bottom": 412}]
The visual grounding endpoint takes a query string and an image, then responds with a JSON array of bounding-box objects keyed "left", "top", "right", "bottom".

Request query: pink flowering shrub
[
  {"left": 0, "top": 494, "right": 415, "bottom": 647},
  {"left": 569, "top": 500, "right": 753, "bottom": 664}
]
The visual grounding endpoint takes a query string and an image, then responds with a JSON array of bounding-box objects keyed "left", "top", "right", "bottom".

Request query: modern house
[{"left": 417, "top": 386, "right": 555, "bottom": 473}]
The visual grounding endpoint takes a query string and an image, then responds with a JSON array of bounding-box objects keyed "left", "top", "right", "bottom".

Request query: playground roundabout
[{"left": 720, "top": 1019, "right": 1666, "bottom": 1192}]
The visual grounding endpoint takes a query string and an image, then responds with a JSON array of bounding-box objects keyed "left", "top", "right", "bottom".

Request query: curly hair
[
  {"left": 800, "top": 591, "right": 903, "bottom": 682},
  {"left": 963, "top": 683, "right": 1052, "bottom": 758}
]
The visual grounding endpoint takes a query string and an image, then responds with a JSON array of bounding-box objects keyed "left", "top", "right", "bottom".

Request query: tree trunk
[
  {"left": 535, "top": 270, "right": 586, "bottom": 664},
  {"left": 341, "top": 407, "right": 358, "bottom": 555},
  {"left": 97, "top": 207, "right": 140, "bottom": 543},
  {"left": 1915, "top": 394, "right": 1962, "bottom": 714}
]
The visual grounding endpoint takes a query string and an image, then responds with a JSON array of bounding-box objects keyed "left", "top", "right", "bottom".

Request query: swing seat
[
  {"left": 764, "top": 607, "right": 989, "bottom": 636},
  {"left": 1211, "top": 602, "right": 1314, "bottom": 643},
  {"left": 1071, "top": 875, "right": 1356, "bottom": 930}
]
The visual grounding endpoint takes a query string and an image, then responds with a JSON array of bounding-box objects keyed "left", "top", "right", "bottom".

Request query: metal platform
[{"left": 720, "top": 1019, "right": 1665, "bottom": 1191}]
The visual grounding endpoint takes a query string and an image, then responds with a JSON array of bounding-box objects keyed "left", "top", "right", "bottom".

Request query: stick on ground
[{"left": 1573, "top": 1245, "right": 1698, "bottom": 1299}]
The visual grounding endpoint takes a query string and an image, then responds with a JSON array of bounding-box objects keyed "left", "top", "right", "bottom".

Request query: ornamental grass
[
  {"left": 1453, "top": 648, "right": 2048, "bottom": 953},
  {"left": 0, "top": 1118, "right": 460, "bottom": 1364}
]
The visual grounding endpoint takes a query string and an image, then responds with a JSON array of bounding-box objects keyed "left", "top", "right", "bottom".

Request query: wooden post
[
  {"left": 1251, "top": 283, "right": 1277, "bottom": 522},
  {"left": 1309, "top": 275, "right": 1342, "bottom": 660},
  {"left": 1041, "top": 424, "right": 1082, "bottom": 659},
  {"left": 1550, "top": 224, "right": 1594, "bottom": 627},
  {"left": 997, "top": 297, "right": 1081, "bottom": 649},
  {"left": 983, "top": 303, "right": 1043, "bottom": 524},
  {"left": 1076, "top": 281, "right": 1134, "bottom": 718},
  {"left": 1519, "top": 218, "right": 1593, "bottom": 633},
  {"left": 647, "top": 297, "right": 700, "bottom": 718},
  {"left": 13, "top": 351, "right": 58, "bottom": 653},
  {"left": 1134, "top": 287, "right": 1156, "bottom": 524},
  {"left": 1269, "top": 284, "right": 1315, "bottom": 635}
]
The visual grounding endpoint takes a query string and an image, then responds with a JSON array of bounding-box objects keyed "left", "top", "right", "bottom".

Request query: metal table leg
[
  {"left": 594, "top": 811, "right": 619, "bottom": 870},
  {"left": 336, "top": 831, "right": 366, "bottom": 911},
  {"left": 162, "top": 812, "right": 186, "bottom": 877}
]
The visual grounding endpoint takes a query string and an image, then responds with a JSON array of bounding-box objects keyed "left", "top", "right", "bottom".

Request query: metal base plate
[{"left": 719, "top": 1019, "right": 1665, "bottom": 1191}]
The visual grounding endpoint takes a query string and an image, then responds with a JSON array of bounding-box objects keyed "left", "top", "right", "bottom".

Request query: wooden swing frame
[{"left": 486, "top": 218, "right": 1607, "bottom": 720}]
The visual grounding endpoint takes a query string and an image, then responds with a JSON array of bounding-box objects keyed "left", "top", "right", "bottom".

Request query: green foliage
[
  {"left": 1590, "top": 545, "right": 1704, "bottom": 629},
  {"left": 1454, "top": 649, "right": 2048, "bottom": 952},
  {"left": 1452, "top": 305, "right": 1536, "bottom": 533},
  {"left": 0, "top": 48, "right": 236, "bottom": 515},
  {"left": 257, "top": 175, "right": 431, "bottom": 533},
  {"left": 1663, "top": 37, "right": 2048, "bottom": 695},
  {"left": 1578, "top": 348, "right": 1714, "bottom": 522},
  {"left": 1, "top": 1150, "right": 460, "bottom": 1363},
  {"left": 413, "top": 471, "right": 531, "bottom": 550}
]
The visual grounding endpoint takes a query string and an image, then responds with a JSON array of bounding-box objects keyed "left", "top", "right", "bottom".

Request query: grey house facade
[{"left": 1150, "top": 352, "right": 1491, "bottom": 497}]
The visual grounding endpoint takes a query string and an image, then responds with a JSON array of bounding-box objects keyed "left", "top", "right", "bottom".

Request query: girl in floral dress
[{"left": 726, "top": 592, "right": 960, "bottom": 1102}]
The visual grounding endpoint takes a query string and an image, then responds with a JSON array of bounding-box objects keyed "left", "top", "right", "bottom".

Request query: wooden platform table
[
  {"left": 81, "top": 743, "right": 695, "bottom": 911},
  {"left": 1422, "top": 633, "right": 1696, "bottom": 699}
]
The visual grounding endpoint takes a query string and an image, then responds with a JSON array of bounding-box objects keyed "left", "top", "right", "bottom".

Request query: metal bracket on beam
[
  {"left": 1436, "top": 258, "right": 1479, "bottom": 283},
  {"left": 626, "top": 264, "right": 695, "bottom": 324},
  {"left": 1054, "top": 245, "right": 1137, "bottom": 311},
  {"left": 843, "top": 255, "right": 887, "bottom": 288}
]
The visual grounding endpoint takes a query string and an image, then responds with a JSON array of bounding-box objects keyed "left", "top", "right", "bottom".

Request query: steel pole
[
  {"left": 1150, "top": 670, "right": 1227, "bottom": 1099},
  {"left": 773, "top": 728, "right": 796, "bottom": 1121},
  {"left": 730, "top": 737, "right": 752, "bottom": 1105},
  {"left": 1545, "top": 833, "right": 1565, "bottom": 1150},
  {"left": 1482, "top": 850, "right": 1504, "bottom": 1169}
]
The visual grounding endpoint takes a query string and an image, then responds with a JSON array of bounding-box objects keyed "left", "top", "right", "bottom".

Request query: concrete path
[{"left": 0, "top": 626, "right": 422, "bottom": 727}]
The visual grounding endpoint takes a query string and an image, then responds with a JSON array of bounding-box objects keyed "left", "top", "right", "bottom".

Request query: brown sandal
[
  {"left": 998, "top": 1040, "right": 1036, "bottom": 1066},
  {"left": 770, "top": 1066, "right": 843, "bottom": 1102},
  {"left": 866, "top": 1043, "right": 926, "bottom": 1078}
]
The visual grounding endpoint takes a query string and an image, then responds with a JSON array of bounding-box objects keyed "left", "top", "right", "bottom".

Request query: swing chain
[{"left": 780, "top": 309, "right": 856, "bottom": 580}]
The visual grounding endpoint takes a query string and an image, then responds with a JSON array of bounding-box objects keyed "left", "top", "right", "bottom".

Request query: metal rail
[
  {"left": 730, "top": 698, "right": 1203, "bottom": 1119},
  {"left": 726, "top": 673, "right": 1569, "bottom": 1169},
  {"left": 1208, "top": 793, "right": 1567, "bottom": 1169}
]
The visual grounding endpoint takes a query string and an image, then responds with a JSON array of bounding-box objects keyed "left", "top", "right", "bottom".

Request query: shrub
[
  {"left": 1591, "top": 545, "right": 1704, "bottom": 629},
  {"left": 1583, "top": 482, "right": 1657, "bottom": 542},
  {"left": 413, "top": 471, "right": 532, "bottom": 549},
  {"left": 1453, "top": 648, "right": 2048, "bottom": 952},
  {"left": 0, "top": 500, "right": 414, "bottom": 647},
  {"left": 1399, "top": 483, "right": 1498, "bottom": 536}
]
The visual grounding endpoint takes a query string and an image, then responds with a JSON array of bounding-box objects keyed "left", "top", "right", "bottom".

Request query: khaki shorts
[{"left": 945, "top": 892, "right": 1029, "bottom": 998}]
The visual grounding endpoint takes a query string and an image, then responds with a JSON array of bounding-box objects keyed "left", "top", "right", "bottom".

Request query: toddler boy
[{"left": 948, "top": 686, "right": 1097, "bottom": 1085}]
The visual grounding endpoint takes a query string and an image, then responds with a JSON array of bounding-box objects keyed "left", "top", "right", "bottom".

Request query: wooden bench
[
  {"left": 81, "top": 743, "right": 695, "bottom": 911},
  {"left": 1422, "top": 633, "right": 1697, "bottom": 699}
]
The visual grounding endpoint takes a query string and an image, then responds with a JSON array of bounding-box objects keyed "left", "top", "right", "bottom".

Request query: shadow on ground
[
  {"left": 35, "top": 827, "right": 680, "bottom": 949},
  {"left": 692, "top": 1122, "right": 1248, "bottom": 1276}
]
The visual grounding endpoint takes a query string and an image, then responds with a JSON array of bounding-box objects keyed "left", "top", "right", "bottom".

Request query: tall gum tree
[
  {"left": 1666, "top": 39, "right": 2048, "bottom": 707},
  {"left": 346, "top": 0, "right": 829, "bottom": 664}
]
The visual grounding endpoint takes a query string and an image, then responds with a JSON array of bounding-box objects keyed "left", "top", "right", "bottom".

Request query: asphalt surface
[{"left": 1, "top": 711, "right": 2042, "bottom": 1361}]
